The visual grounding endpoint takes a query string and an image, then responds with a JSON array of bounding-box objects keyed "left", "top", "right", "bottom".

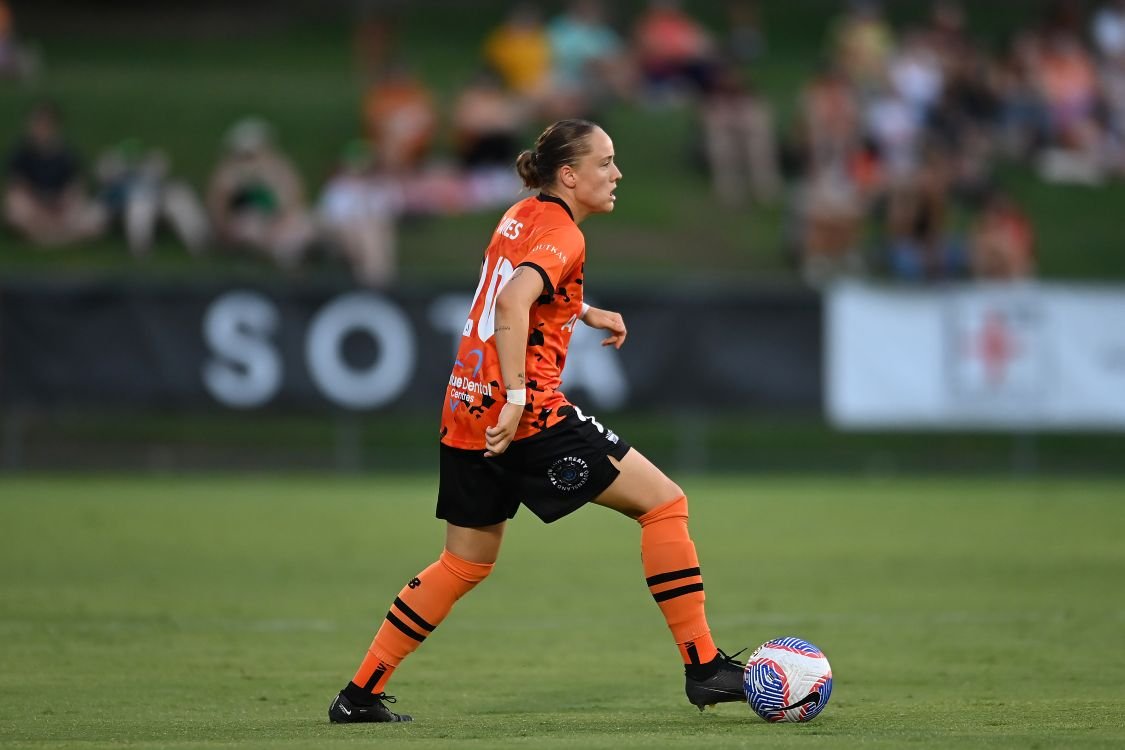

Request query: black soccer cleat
[
  {"left": 685, "top": 649, "right": 747, "bottom": 712},
  {"left": 328, "top": 691, "right": 413, "bottom": 723}
]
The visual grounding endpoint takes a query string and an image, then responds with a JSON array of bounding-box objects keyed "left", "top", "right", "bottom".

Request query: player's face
[{"left": 569, "top": 128, "right": 621, "bottom": 220}]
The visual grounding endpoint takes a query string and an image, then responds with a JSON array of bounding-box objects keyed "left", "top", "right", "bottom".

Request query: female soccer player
[{"left": 329, "top": 119, "right": 744, "bottom": 723}]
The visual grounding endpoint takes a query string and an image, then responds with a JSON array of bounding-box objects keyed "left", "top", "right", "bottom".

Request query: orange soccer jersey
[{"left": 440, "top": 194, "right": 585, "bottom": 450}]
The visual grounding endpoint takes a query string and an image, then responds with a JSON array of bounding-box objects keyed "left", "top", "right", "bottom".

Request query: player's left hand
[
  {"left": 484, "top": 401, "right": 524, "bottom": 457},
  {"left": 582, "top": 306, "right": 627, "bottom": 349}
]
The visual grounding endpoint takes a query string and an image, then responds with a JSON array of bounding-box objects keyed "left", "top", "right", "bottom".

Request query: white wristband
[
  {"left": 506, "top": 388, "right": 526, "bottom": 406},
  {"left": 580, "top": 302, "right": 590, "bottom": 317}
]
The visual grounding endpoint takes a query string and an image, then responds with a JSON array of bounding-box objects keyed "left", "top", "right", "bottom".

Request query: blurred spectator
[
  {"left": 790, "top": 60, "right": 876, "bottom": 286},
  {"left": 968, "top": 189, "right": 1036, "bottom": 279},
  {"left": 1100, "top": 76, "right": 1125, "bottom": 175},
  {"left": 1092, "top": 1, "right": 1125, "bottom": 173},
  {"left": 362, "top": 63, "right": 438, "bottom": 174},
  {"left": 1092, "top": 0, "right": 1125, "bottom": 61},
  {"left": 546, "top": 0, "right": 634, "bottom": 117},
  {"left": 1037, "top": 32, "right": 1102, "bottom": 141},
  {"left": 793, "top": 167, "right": 867, "bottom": 285},
  {"left": 1033, "top": 32, "right": 1106, "bottom": 184},
  {"left": 925, "top": 46, "right": 997, "bottom": 200},
  {"left": 991, "top": 33, "right": 1049, "bottom": 159},
  {"left": 830, "top": 0, "right": 894, "bottom": 93},
  {"left": 799, "top": 63, "right": 862, "bottom": 176},
  {"left": 864, "top": 77, "right": 924, "bottom": 183},
  {"left": 883, "top": 144, "right": 966, "bottom": 281},
  {"left": 1042, "top": 0, "right": 1086, "bottom": 39},
  {"left": 632, "top": 0, "right": 719, "bottom": 102},
  {"left": 0, "top": 0, "right": 39, "bottom": 81},
  {"left": 700, "top": 66, "right": 781, "bottom": 205},
  {"left": 724, "top": 0, "right": 766, "bottom": 64},
  {"left": 888, "top": 28, "right": 945, "bottom": 122},
  {"left": 317, "top": 141, "right": 402, "bottom": 288},
  {"left": 352, "top": 0, "right": 397, "bottom": 81},
  {"left": 483, "top": 4, "right": 552, "bottom": 104},
  {"left": 451, "top": 68, "right": 528, "bottom": 170},
  {"left": 3, "top": 102, "right": 106, "bottom": 247},
  {"left": 94, "top": 139, "right": 209, "bottom": 258},
  {"left": 925, "top": 1, "right": 972, "bottom": 78},
  {"left": 206, "top": 118, "right": 317, "bottom": 271}
]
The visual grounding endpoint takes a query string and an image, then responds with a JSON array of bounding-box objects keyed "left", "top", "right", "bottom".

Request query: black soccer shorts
[{"left": 436, "top": 405, "right": 632, "bottom": 527}]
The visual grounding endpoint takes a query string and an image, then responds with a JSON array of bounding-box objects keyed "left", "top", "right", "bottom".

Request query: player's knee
[
  {"left": 439, "top": 548, "right": 494, "bottom": 585},
  {"left": 637, "top": 494, "right": 689, "bottom": 527},
  {"left": 662, "top": 477, "right": 685, "bottom": 504}
]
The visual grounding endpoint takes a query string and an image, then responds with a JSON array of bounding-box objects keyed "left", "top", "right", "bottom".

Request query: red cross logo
[{"left": 972, "top": 310, "right": 1017, "bottom": 385}]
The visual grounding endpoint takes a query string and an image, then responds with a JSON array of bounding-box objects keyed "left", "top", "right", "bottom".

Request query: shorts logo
[{"left": 547, "top": 456, "right": 590, "bottom": 492}]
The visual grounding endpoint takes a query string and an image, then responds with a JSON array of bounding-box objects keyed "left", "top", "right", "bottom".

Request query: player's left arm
[{"left": 580, "top": 304, "right": 627, "bottom": 349}]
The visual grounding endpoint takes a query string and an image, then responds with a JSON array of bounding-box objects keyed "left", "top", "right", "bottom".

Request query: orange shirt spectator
[
  {"left": 0, "top": 2, "right": 11, "bottom": 38},
  {"left": 634, "top": 1, "right": 712, "bottom": 66},
  {"left": 1036, "top": 33, "right": 1100, "bottom": 143},
  {"left": 969, "top": 192, "right": 1036, "bottom": 279},
  {"left": 362, "top": 66, "right": 437, "bottom": 173},
  {"left": 632, "top": 0, "right": 717, "bottom": 93}
]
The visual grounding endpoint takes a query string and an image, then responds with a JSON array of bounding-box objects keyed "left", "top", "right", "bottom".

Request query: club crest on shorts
[{"left": 547, "top": 456, "right": 590, "bottom": 491}]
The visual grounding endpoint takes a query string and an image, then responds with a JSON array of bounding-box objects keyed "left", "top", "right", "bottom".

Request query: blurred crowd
[
  {"left": 4, "top": 0, "right": 1125, "bottom": 286},
  {"left": 778, "top": 0, "right": 1125, "bottom": 284},
  {"left": 0, "top": 0, "right": 38, "bottom": 82}
]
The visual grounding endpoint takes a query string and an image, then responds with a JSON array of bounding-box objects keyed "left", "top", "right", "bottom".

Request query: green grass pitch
[{"left": 1, "top": 474, "right": 1123, "bottom": 748}]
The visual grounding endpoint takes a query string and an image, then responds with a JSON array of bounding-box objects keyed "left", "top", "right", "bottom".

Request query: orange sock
[
  {"left": 637, "top": 495, "right": 719, "bottom": 667},
  {"left": 350, "top": 549, "right": 493, "bottom": 695}
]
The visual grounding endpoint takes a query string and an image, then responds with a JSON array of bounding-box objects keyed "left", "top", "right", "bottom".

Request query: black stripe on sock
[
  {"left": 385, "top": 611, "right": 427, "bottom": 642},
  {"left": 651, "top": 582, "right": 704, "bottom": 603},
  {"left": 685, "top": 641, "right": 700, "bottom": 665},
  {"left": 645, "top": 567, "right": 701, "bottom": 588},
  {"left": 361, "top": 666, "right": 386, "bottom": 693},
  {"left": 393, "top": 597, "right": 436, "bottom": 632}
]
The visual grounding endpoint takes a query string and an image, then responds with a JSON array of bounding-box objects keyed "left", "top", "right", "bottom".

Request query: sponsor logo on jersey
[{"left": 529, "top": 243, "right": 567, "bottom": 264}]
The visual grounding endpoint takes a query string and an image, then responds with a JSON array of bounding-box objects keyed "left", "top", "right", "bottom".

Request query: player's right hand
[{"left": 484, "top": 401, "right": 523, "bottom": 457}]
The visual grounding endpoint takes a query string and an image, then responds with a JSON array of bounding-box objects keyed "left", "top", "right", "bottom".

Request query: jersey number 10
[{"left": 463, "top": 256, "right": 516, "bottom": 342}]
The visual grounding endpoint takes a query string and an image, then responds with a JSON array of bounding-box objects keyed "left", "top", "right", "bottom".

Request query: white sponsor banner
[{"left": 826, "top": 282, "right": 1125, "bottom": 429}]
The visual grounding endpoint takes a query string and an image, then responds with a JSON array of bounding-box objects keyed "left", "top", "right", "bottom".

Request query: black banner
[{"left": 0, "top": 280, "right": 822, "bottom": 413}]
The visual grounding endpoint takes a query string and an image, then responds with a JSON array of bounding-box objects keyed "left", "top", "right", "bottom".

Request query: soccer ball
[{"left": 743, "top": 636, "right": 833, "bottom": 722}]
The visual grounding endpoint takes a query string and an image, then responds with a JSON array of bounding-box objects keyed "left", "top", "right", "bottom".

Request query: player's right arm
[{"left": 484, "top": 265, "right": 546, "bottom": 457}]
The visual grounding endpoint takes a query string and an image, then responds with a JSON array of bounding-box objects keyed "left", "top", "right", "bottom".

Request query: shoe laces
[
  {"left": 371, "top": 692, "right": 398, "bottom": 705},
  {"left": 718, "top": 647, "right": 747, "bottom": 667}
]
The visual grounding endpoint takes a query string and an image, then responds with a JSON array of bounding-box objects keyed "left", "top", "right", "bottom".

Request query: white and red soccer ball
[{"left": 743, "top": 637, "right": 833, "bottom": 722}]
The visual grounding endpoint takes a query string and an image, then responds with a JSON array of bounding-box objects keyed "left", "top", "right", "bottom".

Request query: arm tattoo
[{"left": 505, "top": 373, "right": 525, "bottom": 390}]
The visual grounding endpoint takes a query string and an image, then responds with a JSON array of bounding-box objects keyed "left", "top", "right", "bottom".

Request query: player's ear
[{"left": 559, "top": 164, "right": 577, "bottom": 189}]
